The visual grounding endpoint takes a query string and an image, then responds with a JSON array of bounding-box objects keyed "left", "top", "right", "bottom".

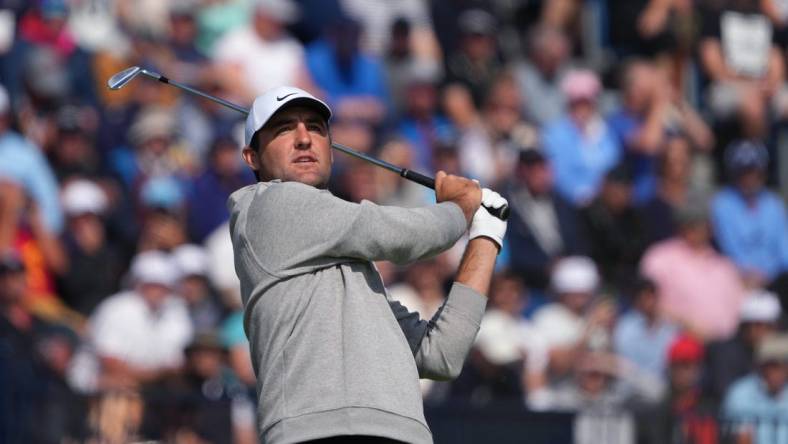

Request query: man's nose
[{"left": 294, "top": 122, "right": 311, "bottom": 150}]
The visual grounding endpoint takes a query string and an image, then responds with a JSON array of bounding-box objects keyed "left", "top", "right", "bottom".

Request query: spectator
[
  {"left": 699, "top": 0, "right": 788, "bottom": 139},
  {"left": 532, "top": 257, "right": 615, "bottom": 381},
  {"left": 512, "top": 24, "right": 573, "bottom": 126},
  {"left": 534, "top": 350, "right": 663, "bottom": 444},
  {"left": 637, "top": 335, "right": 719, "bottom": 444},
  {"left": 639, "top": 134, "right": 696, "bottom": 245},
  {"left": 219, "top": 310, "right": 256, "bottom": 388},
  {"left": 395, "top": 60, "right": 452, "bottom": 172},
  {"left": 711, "top": 140, "right": 788, "bottom": 288},
  {"left": 456, "top": 74, "right": 538, "bottom": 186},
  {"left": 186, "top": 135, "right": 254, "bottom": 243},
  {"left": 456, "top": 272, "right": 548, "bottom": 402},
  {"left": 0, "top": 179, "right": 67, "bottom": 308},
  {"left": 143, "top": 332, "right": 255, "bottom": 444},
  {"left": 57, "top": 179, "right": 122, "bottom": 317},
  {"left": 640, "top": 202, "right": 746, "bottom": 340},
  {"left": 607, "top": 60, "right": 713, "bottom": 203},
  {"left": 0, "top": 253, "right": 46, "bottom": 443},
  {"left": 706, "top": 289, "right": 782, "bottom": 402},
  {"left": 0, "top": 83, "right": 63, "bottom": 234},
  {"left": 580, "top": 165, "right": 647, "bottom": 289},
  {"left": 723, "top": 334, "right": 788, "bottom": 444},
  {"left": 49, "top": 104, "right": 101, "bottom": 181},
  {"left": 445, "top": 9, "right": 502, "bottom": 108},
  {"left": 305, "top": 15, "right": 390, "bottom": 124},
  {"left": 172, "top": 244, "right": 224, "bottom": 333},
  {"left": 613, "top": 277, "right": 679, "bottom": 379},
  {"left": 211, "top": 0, "right": 310, "bottom": 101},
  {"left": 542, "top": 69, "right": 621, "bottom": 206},
  {"left": 384, "top": 17, "right": 443, "bottom": 117},
  {"left": 109, "top": 106, "right": 194, "bottom": 195},
  {"left": 505, "top": 148, "right": 586, "bottom": 290},
  {"left": 137, "top": 177, "right": 189, "bottom": 253},
  {"left": 87, "top": 251, "right": 193, "bottom": 389}
]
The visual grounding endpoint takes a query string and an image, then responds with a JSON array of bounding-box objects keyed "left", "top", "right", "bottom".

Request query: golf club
[{"left": 107, "top": 66, "right": 509, "bottom": 220}]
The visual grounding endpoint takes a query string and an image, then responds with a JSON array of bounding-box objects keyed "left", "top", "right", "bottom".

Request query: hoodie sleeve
[
  {"left": 389, "top": 282, "right": 487, "bottom": 380},
  {"left": 243, "top": 181, "right": 468, "bottom": 274}
]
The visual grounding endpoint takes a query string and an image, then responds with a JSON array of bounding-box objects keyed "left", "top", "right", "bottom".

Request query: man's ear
[{"left": 242, "top": 147, "right": 258, "bottom": 172}]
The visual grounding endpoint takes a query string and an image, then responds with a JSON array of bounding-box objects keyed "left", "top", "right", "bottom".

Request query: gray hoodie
[{"left": 228, "top": 180, "right": 487, "bottom": 444}]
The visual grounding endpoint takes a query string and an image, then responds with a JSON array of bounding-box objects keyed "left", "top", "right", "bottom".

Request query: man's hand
[
  {"left": 434, "top": 171, "right": 481, "bottom": 225},
  {"left": 468, "top": 188, "right": 508, "bottom": 250}
]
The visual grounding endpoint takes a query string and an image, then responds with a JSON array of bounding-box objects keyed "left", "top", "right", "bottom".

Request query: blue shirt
[
  {"left": 613, "top": 310, "right": 678, "bottom": 377},
  {"left": 607, "top": 109, "right": 658, "bottom": 203},
  {"left": 542, "top": 115, "right": 621, "bottom": 205},
  {"left": 723, "top": 374, "right": 788, "bottom": 444},
  {"left": 0, "top": 131, "right": 63, "bottom": 233},
  {"left": 305, "top": 39, "right": 390, "bottom": 109},
  {"left": 711, "top": 187, "right": 788, "bottom": 280},
  {"left": 397, "top": 116, "right": 453, "bottom": 172}
]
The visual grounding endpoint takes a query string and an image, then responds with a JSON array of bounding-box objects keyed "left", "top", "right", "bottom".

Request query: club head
[{"left": 107, "top": 66, "right": 142, "bottom": 90}]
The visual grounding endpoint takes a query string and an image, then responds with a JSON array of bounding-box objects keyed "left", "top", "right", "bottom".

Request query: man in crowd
[
  {"left": 640, "top": 202, "right": 745, "bottom": 340},
  {"left": 230, "top": 86, "right": 507, "bottom": 443},
  {"left": 723, "top": 334, "right": 788, "bottom": 443},
  {"left": 706, "top": 289, "right": 782, "bottom": 401},
  {"left": 711, "top": 140, "right": 788, "bottom": 288}
]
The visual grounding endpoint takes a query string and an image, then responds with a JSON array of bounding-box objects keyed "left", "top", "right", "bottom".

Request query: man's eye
[
  {"left": 275, "top": 126, "right": 291, "bottom": 135},
  {"left": 308, "top": 124, "right": 324, "bottom": 132}
]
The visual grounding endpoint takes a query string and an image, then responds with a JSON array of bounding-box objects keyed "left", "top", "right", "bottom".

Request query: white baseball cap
[
  {"left": 61, "top": 179, "right": 108, "bottom": 216},
  {"left": 172, "top": 244, "right": 209, "bottom": 278},
  {"left": 551, "top": 256, "right": 599, "bottom": 294},
  {"left": 244, "top": 86, "right": 331, "bottom": 147},
  {"left": 130, "top": 250, "right": 180, "bottom": 288},
  {"left": 740, "top": 289, "right": 781, "bottom": 323}
]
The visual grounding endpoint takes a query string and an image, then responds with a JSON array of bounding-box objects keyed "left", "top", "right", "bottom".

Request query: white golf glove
[{"left": 468, "top": 188, "right": 508, "bottom": 249}]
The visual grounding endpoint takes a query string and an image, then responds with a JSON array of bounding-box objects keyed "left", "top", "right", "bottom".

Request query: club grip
[{"left": 400, "top": 169, "right": 509, "bottom": 221}]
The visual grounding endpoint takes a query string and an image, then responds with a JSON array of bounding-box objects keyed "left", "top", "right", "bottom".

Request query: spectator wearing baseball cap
[
  {"left": 532, "top": 257, "right": 613, "bottom": 380},
  {"left": 57, "top": 179, "right": 122, "bottom": 316},
  {"left": 542, "top": 69, "right": 621, "bottom": 206},
  {"left": 640, "top": 199, "right": 746, "bottom": 340},
  {"left": 706, "top": 289, "right": 782, "bottom": 402},
  {"left": 637, "top": 335, "right": 718, "bottom": 444},
  {"left": 444, "top": 9, "right": 501, "bottom": 108},
  {"left": 711, "top": 140, "right": 788, "bottom": 288},
  {"left": 172, "top": 244, "right": 223, "bottom": 334},
  {"left": 723, "top": 334, "right": 788, "bottom": 444},
  {"left": 86, "top": 251, "right": 193, "bottom": 388}
]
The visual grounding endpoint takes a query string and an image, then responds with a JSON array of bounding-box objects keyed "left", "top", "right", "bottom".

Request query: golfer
[{"left": 228, "top": 86, "right": 508, "bottom": 444}]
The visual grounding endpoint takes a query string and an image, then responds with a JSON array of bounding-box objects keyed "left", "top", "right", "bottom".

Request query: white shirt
[
  {"left": 532, "top": 303, "right": 586, "bottom": 349},
  {"left": 476, "top": 309, "right": 548, "bottom": 373},
  {"left": 212, "top": 26, "right": 305, "bottom": 96},
  {"left": 90, "top": 291, "right": 193, "bottom": 370}
]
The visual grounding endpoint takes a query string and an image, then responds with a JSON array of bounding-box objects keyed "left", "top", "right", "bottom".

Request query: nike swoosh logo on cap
[{"left": 276, "top": 92, "right": 297, "bottom": 101}]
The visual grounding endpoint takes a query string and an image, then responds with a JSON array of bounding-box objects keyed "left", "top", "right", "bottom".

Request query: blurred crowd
[{"left": 0, "top": 0, "right": 788, "bottom": 443}]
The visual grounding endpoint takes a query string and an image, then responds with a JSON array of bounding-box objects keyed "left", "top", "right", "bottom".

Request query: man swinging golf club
[{"left": 228, "top": 86, "right": 508, "bottom": 444}]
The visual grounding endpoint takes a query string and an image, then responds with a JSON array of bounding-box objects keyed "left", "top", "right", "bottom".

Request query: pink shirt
[{"left": 640, "top": 238, "right": 745, "bottom": 340}]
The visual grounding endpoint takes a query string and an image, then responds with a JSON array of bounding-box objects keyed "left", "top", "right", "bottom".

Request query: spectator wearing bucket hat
[
  {"left": 723, "top": 334, "right": 788, "bottom": 444},
  {"left": 172, "top": 244, "right": 223, "bottom": 334},
  {"left": 706, "top": 289, "right": 782, "bottom": 402},
  {"left": 87, "top": 251, "right": 192, "bottom": 388},
  {"left": 711, "top": 140, "right": 788, "bottom": 288}
]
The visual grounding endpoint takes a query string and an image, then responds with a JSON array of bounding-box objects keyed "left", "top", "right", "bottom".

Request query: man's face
[{"left": 243, "top": 106, "right": 332, "bottom": 188}]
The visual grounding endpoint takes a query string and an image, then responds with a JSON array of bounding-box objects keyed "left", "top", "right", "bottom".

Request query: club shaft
[
  {"left": 122, "top": 68, "right": 508, "bottom": 220},
  {"left": 141, "top": 69, "right": 250, "bottom": 115}
]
